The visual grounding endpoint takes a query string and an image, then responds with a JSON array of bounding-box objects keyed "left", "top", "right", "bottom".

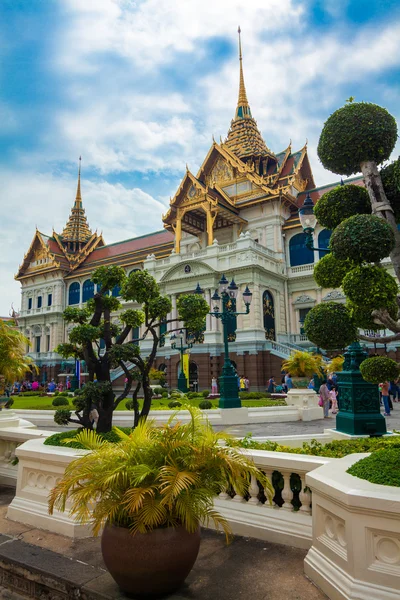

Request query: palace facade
[{"left": 15, "top": 35, "right": 367, "bottom": 390}]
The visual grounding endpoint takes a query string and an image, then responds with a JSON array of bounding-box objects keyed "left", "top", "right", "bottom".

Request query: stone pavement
[{"left": 0, "top": 486, "right": 326, "bottom": 600}]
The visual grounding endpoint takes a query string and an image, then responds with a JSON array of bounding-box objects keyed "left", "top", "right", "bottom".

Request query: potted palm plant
[
  {"left": 49, "top": 408, "right": 273, "bottom": 597},
  {"left": 282, "top": 350, "right": 324, "bottom": 388}
]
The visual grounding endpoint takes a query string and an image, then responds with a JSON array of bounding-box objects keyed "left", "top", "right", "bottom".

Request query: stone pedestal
[{"left": 286, "top": 389, "right": 323, "bottom": 421}]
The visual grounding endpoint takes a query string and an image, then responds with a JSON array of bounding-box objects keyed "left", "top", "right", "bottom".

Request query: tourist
[
  {"left": 66, "top": 376, "right": 71, "bottom": 391},
  {"left": 281, "top": 374, "right": 288, "bottom": 393},
  {"left": 319, "top": 380, "right": 330, "bottom": 418},
  {"left": 330, "top": 387, "right": 338, "bottom": 414},
  {"left": 48, "top": 379, "right": 56, "bottom": 393},
  {"left": 58, "top": 381, "right": 63, "bottom": 392},
  {"left": 307, "top": 378, "right": 314, "bottom": 389},
  {"left": 239, "top": 376, "right": 246, "bottom": 392},
  {"left": 380, "top": 381, "right": 391, "bottom": 416},
  {"left": 286, "top": 373, "right": 293, "bottom": 390},
  {"left": 267, "top": 377, "right": 275, "bottom": 393},
  {"left": 211, "top": 377, "right": 218, "bottom": 395},
  {"left": 389, "top": 381, "right": 397, "bottom": 407},
  {"left": 245, "top": 376, "right": 250, "bottom": 392},
  {"left": 31, "top": 380, "right": 39, "bottom": 392},
  {"left": 4, "top": 383, "right": 11, "bottom": 398}
]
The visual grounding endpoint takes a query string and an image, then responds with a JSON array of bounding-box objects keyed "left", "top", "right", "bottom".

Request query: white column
[
  {"left": 205, "top": 289, "right": 212, "bottom": 332},
  {"left": 172, "top": 294, "right": 177, "bottom": 330}
]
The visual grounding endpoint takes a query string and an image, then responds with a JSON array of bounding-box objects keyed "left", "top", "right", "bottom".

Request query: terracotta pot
[{"left": 101, "top": 523, "right": 201, "bottom": 597}]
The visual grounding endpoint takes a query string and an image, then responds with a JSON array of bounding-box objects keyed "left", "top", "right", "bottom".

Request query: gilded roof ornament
[{"left": 61, "top": 157, "right": 93, "bottom": 247}]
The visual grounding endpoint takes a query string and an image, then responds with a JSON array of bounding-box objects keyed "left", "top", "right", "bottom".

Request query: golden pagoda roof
[
  {"left": 225, "top": 28, "right": 274, "bottom": 161},
  {"left": 61, "top": 157, "right": 93, "bottom": 244}
]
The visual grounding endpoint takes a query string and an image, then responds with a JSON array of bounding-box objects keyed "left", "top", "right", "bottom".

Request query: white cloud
[{"left": 0, "top": 169, "right": 169, "bottom": 314}]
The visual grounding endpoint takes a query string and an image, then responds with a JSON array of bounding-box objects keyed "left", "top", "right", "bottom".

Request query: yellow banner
[{"left": 182, "top": 353, "right": 189, "bottom": 385}]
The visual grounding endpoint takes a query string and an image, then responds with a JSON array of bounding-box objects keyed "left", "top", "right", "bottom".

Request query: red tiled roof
[
  {"left": 297, "top": 176, "right": 365, "bottom": 207},
  {"left": 82, "top": 230, "right": 174, "bottom": 264}
]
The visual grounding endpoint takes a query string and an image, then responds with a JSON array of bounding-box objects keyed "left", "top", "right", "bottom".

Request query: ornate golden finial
[
  {"left": 186, "top": 163, "right": 189, "bottom": 172},
  {"left": 75, "top": 156, "right": 82, "bottom": 206},
  {"left": 236, "top": 26, "right": 249, "bottom": 115}
]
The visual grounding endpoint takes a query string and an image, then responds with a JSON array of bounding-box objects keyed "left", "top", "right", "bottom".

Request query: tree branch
[
  {"left": 114, "top": 360, "right": 133, "bottom": 408},
  {"left": 359, "top": 332, "right": 400, "bottom": 343}
]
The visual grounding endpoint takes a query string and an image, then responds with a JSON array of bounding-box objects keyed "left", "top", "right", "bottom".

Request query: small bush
[
  {"left": 168, "top": 401, "right": 182, "bottom": 408},
  {"left": 125, "top": 399, "right": 133, "bottom": 410},
  {"left": 153, "top": 387, "right": 164, "bottom": 395},
  {"left": 58, "top": 391, "right": 69, "bottom": 397},
  {"left": 52, "top": 397, "right": 69, "bottom": 407},
  {"left": 202, "top": 390, "right": 210, "bottom": 398},
  {"left": 347, "top": 448, "right": 400, "bottom": 487},
  {"left": 330, "top": 214, "right": 395, "bottom": 264},
  {"left": 18, "top": 391, "right": 41, "bottom": 397},
  {"left": 161, "top": 390, "right": 168, "bottom": 398},
  {"left": 304, "top": 302, "right": 357, "bottom": 350},
  {"left": 74, "top": 389, "right": 83, "bottom": 397},
  {"left": 44, "top": 427, "right": 133, "bottom": 449},
  {"left": 360, "top": 356, "right": 400, "bottom": 384},
  {"left": 314, "top": 184, "right": 371, "bottom": 229},
  {"left": 53, "top": 391, "right": 59, "bottom": 396},
  {"left": 5, "top": 398, "right": 14, "bottom": 409},
  {"left": 343, "top": 264, "right": 398, "bottom": 313},
  {"left": 53, "top": 409, "right": 72, "bottom": 426},
  {"left": 239, "top": 392, "right": 272, "bottom": 399},
  {"left": 199, "top": 400, "right": 212, "bottom": 410}
]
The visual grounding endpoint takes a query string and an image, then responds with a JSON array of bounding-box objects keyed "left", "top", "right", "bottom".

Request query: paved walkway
[{"left": 0, "top": 486, "right": 326, "bottom": 600}]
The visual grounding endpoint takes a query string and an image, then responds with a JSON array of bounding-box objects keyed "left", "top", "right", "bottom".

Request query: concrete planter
[
  {"left": 305, "top": 453, "right": 400, "bottom": 600},
  {"left": 285, "top": 388, "right": 323, "bottom": 421}
]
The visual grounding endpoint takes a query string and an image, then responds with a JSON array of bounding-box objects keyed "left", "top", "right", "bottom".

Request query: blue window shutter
[{"left": 289, "top": 233, "right": 314, "bottom": 266}]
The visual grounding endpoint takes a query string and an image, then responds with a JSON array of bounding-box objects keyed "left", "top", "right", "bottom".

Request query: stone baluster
[
  {"left": 299, "top": 474, "right": 312, "bottom": 514},
  {"left": 218, "top": 487, "right": 229, "bottom": 501},
  {"left": 248, "top": 474, "right": 260, "bottom": 505},
  {"left": 232, "top": 484, "right": 245, "bottom": 503},
  {"left": 261, "top": 469, "right": 277, "bottom": 508},
  {"left": 281, "top": 471, "right": 293, "bottom": 511}
]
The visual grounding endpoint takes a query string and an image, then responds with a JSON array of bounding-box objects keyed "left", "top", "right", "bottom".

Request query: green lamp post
[
  {"left": 170, "top": 329, "right": 194, "bottom": 393},
  {"left": 298, "top": 193, "right": 331, "bottom": 254},
  {"left": 195, "top": 276, "right": 252, "bottom": 409},
  {"left": 336, "top": 341, "right": 386, "bottom": 436}
]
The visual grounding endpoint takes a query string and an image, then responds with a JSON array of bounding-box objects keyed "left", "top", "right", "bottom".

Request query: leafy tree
[
  {"left": 306, "top": 101, "right": 400, "bottom": 363},
  {"left": 56, "top": 266, "right": 209, "bottom": 433},
  {"left": 0, "top": 320, "right": 37, "bottom": 384}
]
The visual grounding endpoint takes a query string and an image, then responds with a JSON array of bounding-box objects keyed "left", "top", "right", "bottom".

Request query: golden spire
[
  {"left": 237, "top": 26, "right": 249, "bottom": 111},
  {"left": 61, "top": 157, "right": 93, "bottom": 251}
]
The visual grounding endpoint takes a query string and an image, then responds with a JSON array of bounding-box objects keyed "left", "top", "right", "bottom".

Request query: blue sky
[{"left": 1, "top": 0, "right": 400, "bottom": 314}]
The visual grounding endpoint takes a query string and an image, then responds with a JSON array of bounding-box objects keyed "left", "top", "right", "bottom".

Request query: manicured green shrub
[
  {"left": 330, "top": 214, "right": 395, "bottom": 264},
  {"left": 52, "top": 397, "right": 69, "bottom": 407},
  {"left": 314, "top": 185, "right": 371, "bottom": 229},
  {"left": 359, "top": 356, "right": 400, "bottom": 384},
  {"left": 313, "top": 253, "right": 352, "bottom": 289},
  {"left": 125, "top": 399, "right": 133, "bottom": 410},
  {"left": 58, "top": 391, "right": 69, "bottom": 397},
  {"left": 4, "top": 398, "right": 14, "bottom": 409},
  {"left": 18, "top": 391, "right": 41, "bottom": 397},
  {"left": 53, "top": 391, "right": 59, "bottom": 396},
  {"left": 53, "top": 409, "right": 72, "bottom": 426},
  {"left": 161, "top": 390, "right": 168, "bottom": 398},
  {"left": 44, "top": 427, "right": 133, "bottom": 449},
  {"left": 347, "top": 300, "right": 397, "bottom": 331},
  {"left": 347, "top": 448, "right": 400, "bottom": 487},
  {"left": 153, "top": 387, "right": 164, "bottom": 395},
  {"left": 168, "top": 401, "right": 182, "bottom": 408},
  {"left": 74, "top": 389, "right": 83, "bottom": 397},
  {"left": 342, "top": 264, "right": 398, "bottom": 312},
  {"left": 317, "top": 102, "right": 398, "bottom": 176},
  {"left": 199, "top": 400, "right": 212, "bottom": 410},
  {"left": 239, "top": 392, "right": 272, "bottom": 399},
  {"left": 304, "top": 302, "right": 357, "bottom": 350},
  {"left": 380, "top": 156, "right": 400, "bottom": 223},
  {"left": 201, "top": 390, "right": 210, "bottom": 398}
]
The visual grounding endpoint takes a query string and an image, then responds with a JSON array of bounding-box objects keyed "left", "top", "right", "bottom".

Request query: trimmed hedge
[
  {"left": 313, "top": 253, "right": 352, "bottom": 289},
  {"left": 342, "top": 264, "right": 398, "bottom": 312},
  {"left": 239, "top": 392, "right": 272, "bottom": 399},
  {"left": 168, "top": 401, "right": 182, "bottom": 408},
  {"left": 44, "top": 427, "right": 133, "bottom": 449},
  {"left": 359, "top": 356, "right": 400, "bottom": 384},
  {"left": 52, "top": 397, "right": 69, "bottom": 407},
  {"left": 314, "top": 184, "right": 371, "bottom": 230},
  {"left": 199, "top": 400, "right": 212, "bottom": 410},
  {"left": 330, "top": 214, "right": 395, "bottom": 264},
  {"left": 304, "top": 302, "right": 357, "bottom": 350},
  {"left": 317, "top": 102, "right": 398, "bottom": 176},
  {"left": 347, "top": 448, "right": 400, "bottom": 487}
]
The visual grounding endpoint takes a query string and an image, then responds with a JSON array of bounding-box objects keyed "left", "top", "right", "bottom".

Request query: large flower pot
[
  {"left": 291, "top": 377, "right": 310, "bottom": 389},
  {"left": 101, "top": 523, "right": 201, "bottom": 596}
]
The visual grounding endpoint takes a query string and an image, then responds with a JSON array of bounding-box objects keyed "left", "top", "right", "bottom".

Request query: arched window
[
  {"left": 289, "top": 233, "right": 314, "bottom": 267},
  {"left": 318, "top": 229, "right": 332, "bottom": 258},
  {"left": 263, "top": 291, "right": 275, "bottom": 341},
  {"left": 129, "top": 268, "right": 141, "bottom": 276},
  {"left": 112, "top": 285, "right": 121, "bottom": 297},
  {"left": 82, "top": 280, "right": 94, "bottom": 302},
  {"left": 68, "top": 282, "right": 80, "bottom": 305}
]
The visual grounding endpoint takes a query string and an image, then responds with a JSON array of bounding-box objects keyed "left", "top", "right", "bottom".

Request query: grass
[{"left": 11, "top": 395, "right": 286, "bottom": 411}]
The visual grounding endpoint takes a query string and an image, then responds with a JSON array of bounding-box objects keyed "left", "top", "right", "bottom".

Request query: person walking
[
  {"left": 319, "top": 380, "right": 330, "bottom": 418},
  {"left": 267, "top": 377, "right": 275, "bottom": 393},
  {"left": 380, "top": 381, "right": 391, "bottom": 416},
  {"left": 244, "top": 376, "right": 249, "bottom": 392},
  {"left": 285, "top": 374, "right": 293, "bottom": 390},
  {"left": 330, "top": 387, "right": 338, "bottom": 414},
  {"left": 389, "top": 381, "right": 397, "bottom": 408},
  {"left": 239, "top": 376, "right": 246, "bottom": 392},
  {"left": 211, "top": 377, "right": 218, "bottom": 396}
]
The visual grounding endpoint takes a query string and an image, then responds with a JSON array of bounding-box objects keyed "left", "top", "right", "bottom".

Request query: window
[
  {"left": 47, "top": 293, "right": 52, "bottom": 307},
  {"left": 299, "top": 307, "right": 311, "bottom": 335},
  {"left": 82, "top": 280, "right": 95, "bottom": 302},
  {"left": 46, "top": 335, "right": 50, "bottom": 352},
  {"left": 35, "top": 337, "right": 41, "bottom": 353},
  {"left": 112, "top": 285, "right": 121, "bottom": 297},
  {"left": 100, "top": 338, "right": 106, "bottom": 350},
  {"left": 159, "top": 321, "right": 167, "bottom": 347},
  {"left": 132, "top": 326, "right": 140, "bottom": 342},
  {"left": 263, "top": 291, "right": 275, "bottom": 341},
  {"left": 37, "top": 296, "right": 42, "bottom": 308},
  {"left": 28, "top": 298, "right": 32, "bottom": 310},
  {"left": 289, "top": 233, "right": 314, "bottom": 267},
  {"left": 68, "top": 282, "right": 80, "bottom": 305},
  {"left": 318, "top": 230, "right": 332, "bottom": 259}
]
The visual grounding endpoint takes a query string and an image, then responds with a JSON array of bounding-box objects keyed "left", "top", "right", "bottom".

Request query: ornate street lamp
[
  {"left": 170, "top": 329, "right": 194, "bottom": 393},
  {"left": 298, "top": 193, "right": 330, "bottom": 254},
  {"left": 195, "top": 275, "right": 252, "bottom": 409}
]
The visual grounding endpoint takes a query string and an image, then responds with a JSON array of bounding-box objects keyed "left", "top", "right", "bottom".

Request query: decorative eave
[
  {"left": 15, "top": 230, "right": 63, "bottom": 280},
  {"left": 69, "top": 233, "right": 105, "bottom": 270}
]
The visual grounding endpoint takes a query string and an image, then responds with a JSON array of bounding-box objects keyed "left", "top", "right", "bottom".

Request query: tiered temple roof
[{"left": 61, "top": 158, "right": 93, "bottom": 249}]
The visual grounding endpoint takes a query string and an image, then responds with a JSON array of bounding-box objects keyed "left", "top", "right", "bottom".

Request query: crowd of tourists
[{"left": 6, "top": 377, "right": 72, "bottom": 396}]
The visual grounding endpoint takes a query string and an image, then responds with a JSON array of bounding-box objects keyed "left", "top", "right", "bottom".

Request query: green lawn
[{"left": 11, "top": 396, "right": 286, "bottom": 411}]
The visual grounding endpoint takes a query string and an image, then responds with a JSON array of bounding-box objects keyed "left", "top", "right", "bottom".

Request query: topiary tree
[
  {"left": 303, "top": 302, "right": 358, "bottom": 350},
  {"left": 330, "top": 215, "right": 395, "bottom": 264},
  {"left": 56, "top": 266, "right": 209, "bottom": 433},
  {"left": 359, "top": 356, "right": 400, "bottom": 384},
  {"left": 314, "top": 184, "right": 371, "bottom": 230},
  {"left": 305, "top": 102, "right": 400, "bottom": 376}
]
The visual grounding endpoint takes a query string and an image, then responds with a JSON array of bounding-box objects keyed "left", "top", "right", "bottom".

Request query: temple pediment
[
  {"left": 160, "top": 260, "right": 216, "bottom": 283},
  {"left": 15, "top": 231, "right": 66, "bottom": 279}
]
